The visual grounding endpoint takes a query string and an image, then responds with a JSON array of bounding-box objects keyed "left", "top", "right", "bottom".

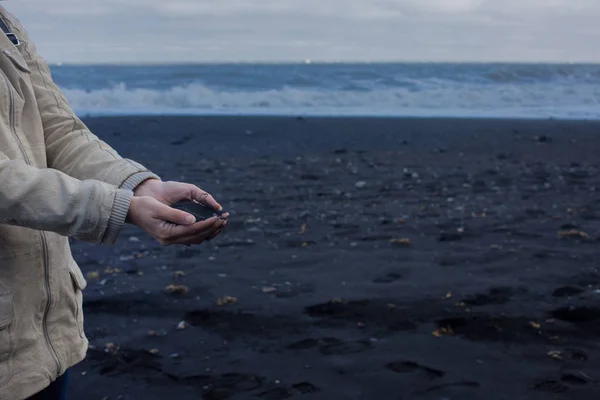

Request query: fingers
[
  {"left": 154, "top": 202, "right": 197, "bottom": 225},
  {"left": 206, "top": 221, "right": 227, "bottom": 241},
  {"left": 155, "top": 202, "right": 226, "bottom": 239},
  {"left": 178, "top": 220, "right": 227, "bottom": 245},
  {"left": 153, "top": 219, "right": 220, "bottom": 246},
  {"left": 161, "top": 181, "right": 225, "bottom": 214},
  {"left": 189, "top": 185, "right": 222, "bottom": 211},
  {"left": 168, "top": 216, "right": 222, "bottom": 239},
  {"left": 155, "top": 216, "right": 221, "bottom": 244},
  {"left": 165, "top": 217, "right": 227, "bottom": 246},
  {"left": 130, "top": 196, "right": 228, "bottom": 246}
]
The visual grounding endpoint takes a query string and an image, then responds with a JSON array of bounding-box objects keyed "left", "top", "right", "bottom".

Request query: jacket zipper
[
  {"left": 1, "top": 71, "right": 62, "bottom": 377},
  {"left": 40, "top": 231, "right": 61, "bottom": 377}
]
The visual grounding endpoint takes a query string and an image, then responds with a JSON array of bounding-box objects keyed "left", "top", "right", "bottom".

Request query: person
[{"left": 0, "top": 6, "right": 229, "bottom": 400}]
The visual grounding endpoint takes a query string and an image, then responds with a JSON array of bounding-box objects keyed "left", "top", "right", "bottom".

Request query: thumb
[
  {"left": 190, "top": 186, "right": 222, "bottom": 211},
  {"left": 153, "top": 201, "right": 196, "bottom": 225}
]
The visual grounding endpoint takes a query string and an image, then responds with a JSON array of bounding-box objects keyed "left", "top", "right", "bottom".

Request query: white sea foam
[{"left": 61, "top": 77, "right": 600, "bottom": 119}]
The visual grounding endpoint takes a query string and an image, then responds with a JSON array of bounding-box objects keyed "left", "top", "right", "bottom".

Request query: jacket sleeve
[
  {"left": 0, "top": 152, "right": 133, "bottom": 245},
  {"left": 2, "top": 9, "right": 161, "bottom": 192}
]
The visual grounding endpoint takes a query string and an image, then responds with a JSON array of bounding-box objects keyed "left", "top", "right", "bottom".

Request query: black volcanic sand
[{"left": 67, "top": 116, "right": 600, "bottom": 400}]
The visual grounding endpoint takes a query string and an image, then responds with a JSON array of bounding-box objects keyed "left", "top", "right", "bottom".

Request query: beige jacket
[{"left": 0, "top": 7, "right": 160, "bottom": 400}]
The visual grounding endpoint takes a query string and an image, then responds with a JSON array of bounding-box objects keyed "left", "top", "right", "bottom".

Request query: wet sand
[{"left": 67, "top": 116, "right": 600, "bottom": 399}]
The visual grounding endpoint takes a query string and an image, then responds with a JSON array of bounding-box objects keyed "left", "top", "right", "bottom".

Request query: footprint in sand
[
  {"left": 461, "top": 286, "right": 515, "bottom": 306},
  {"left": 561, "top": 373, "right": 593, "bottom": 385},
  {"left": 256, "top": 381, "right": 320, "bottom": 399},
  {"left": 533, "top": 380, "right": 570, "bottom": 394},
  {"left": 565, "top": 349, "right": 589, "bottom": 362},
  {"left": 372, "top": 271, "right": 403, "bottom": 284},
  {"left": 549, "top": 306, "right": 600, "bottom": 335},
  {"left": 304, "top": 299, "right": 416, "bottom": 331},
  {"left": 170, "top": 134, "right": 193, "bottom": 146},
  {"left": 552, "top": 286, "right": 585, "bottom": 298},
  {"left": 423, "top": 381, "right": 481, "bottom": 393},
  {"left": 435, "top": 315, "right": 541, "bottom": 343},
  {"left": 286, "top": 337, "right": 373, "bottom": 355},
  {"left": 385, "top": 361, "right": 445, "bottom": 380},
  {"left": 532, "top": 373, "right": 593, "bottom": 395},
  {"left": 165, "top": 372, "right": 264, "bottom": 400},
  {"left": 386, "top": 361, "right": 481, "bottom": 394}
]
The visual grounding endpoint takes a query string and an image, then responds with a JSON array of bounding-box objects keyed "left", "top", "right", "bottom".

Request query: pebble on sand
[{"left": 164, "top": 284, "right": 189, "bottom": 295}]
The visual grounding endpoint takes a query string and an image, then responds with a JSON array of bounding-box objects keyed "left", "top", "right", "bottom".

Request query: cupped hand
[
  {"left": 126, "top": 195, "right": 226, "bottom": 246},
  {"left": 134, "top": 179, "right": 224, "bottom": 215}
]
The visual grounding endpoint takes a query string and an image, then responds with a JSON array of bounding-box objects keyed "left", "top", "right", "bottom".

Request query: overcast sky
[{"left": 2, "top": 0, "right": 599, "bottom": 64}]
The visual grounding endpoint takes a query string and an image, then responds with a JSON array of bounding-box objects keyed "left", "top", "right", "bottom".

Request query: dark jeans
[{"left": 28, "top": 369, "right": 70, "bottom": 400}]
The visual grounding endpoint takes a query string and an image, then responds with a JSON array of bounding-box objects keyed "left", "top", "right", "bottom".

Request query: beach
[{"left": 67, "top": 116, "right": 600, "bottom": 400}]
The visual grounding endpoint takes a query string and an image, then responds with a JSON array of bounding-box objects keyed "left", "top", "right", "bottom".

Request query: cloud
[
  {"left": 3, "top": 0, "right": 600, "bottom": 63},
  {"left": 8, "top": 0, "right": 600, "bottom": 19},
  {"left": 5, "top": 0, "right": 114, "bottom": 15},
  {"left": 149, "top": 0, "right": 405, "bottom": 20}
]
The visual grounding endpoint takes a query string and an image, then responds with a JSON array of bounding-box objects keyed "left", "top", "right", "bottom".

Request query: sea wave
[{"left": 62, "top": 80, "right": 600, "bottom": 119}]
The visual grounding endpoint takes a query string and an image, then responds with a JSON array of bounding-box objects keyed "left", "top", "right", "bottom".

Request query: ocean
[{"left": 50, "top": 62, "right": 600, "bottom": 120}]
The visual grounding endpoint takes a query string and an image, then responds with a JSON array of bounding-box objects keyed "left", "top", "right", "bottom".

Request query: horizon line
[{"left": 47, "top": 59, "right": 600, "bottom": 66}]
